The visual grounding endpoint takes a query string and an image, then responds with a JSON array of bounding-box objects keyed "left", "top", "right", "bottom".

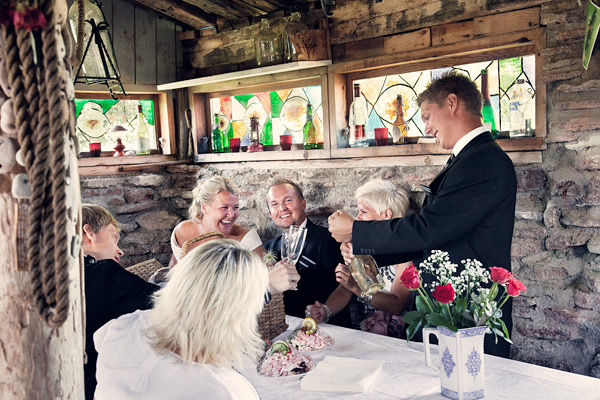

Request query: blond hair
[
  {"left": 146, "top": 239, "right": 268, "bottom": 367},
  {"left": 81, "top": 203, "right": 119, "bottom": 233},
  {"left": 354, "top": 179, "right": 410, "bottom": 218},
  {"left": 188, "top": 176, "right": 239, "bottom": 222}
]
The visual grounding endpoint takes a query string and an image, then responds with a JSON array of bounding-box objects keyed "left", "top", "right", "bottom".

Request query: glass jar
[
  {"left": 282, "top": 12, "right": 308, "bottom": 62},
  {"left": 255, "top": 19, "right": 283, "bottom": 67}
]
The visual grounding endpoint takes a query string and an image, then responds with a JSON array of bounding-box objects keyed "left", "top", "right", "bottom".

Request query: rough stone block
[
  {"left": 516, "top": 167, "right": 547, "bottom": 191},
  {"left": 561, "top": 206, "right": 600, "bottom": 228},
  {"left": 513, "top": 220, "right": 547, "bottom": 239},
  {"left": 543, "top": 200, "right": 560, "bottom": 228},
  {"left": 125, "top": 188, "right": 156, "bottom": 203},
  {"left": 129, "top": 174, "right": 165, "bottom": 187},
  {"left": 511, "top": 237, "right": 543, "bottom": 259},
  {"left": 515, "top": 193, "right": 545, "bottom": 221},
  {"left": 107, "top": 197, "right": 125, "bottom": 207},
  {"left": 115, "top": 201, "right": 161, "bottom": 215},
  {"left": 81, "top": 177, "right": 122, "bottom": 188},
  {"left": 546, "top": 227, "right": 592, "bottom": 250},
  {"left": 574, "top": 289, "right": 600, "bottom": 310},
  {"left": 135, "top": 211, "right": 181, "bottom": 230},
  {"left": 588, "top": 233, "right": 600, "bottom": 254}
]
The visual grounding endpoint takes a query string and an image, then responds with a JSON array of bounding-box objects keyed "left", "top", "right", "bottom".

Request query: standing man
[
  {"left": 265, "top": 179, "right": 352, "bottom": 328},
  {"left": 328, "top": 71, "right": 517, "bottom": 357},
  {"left": 81, "top": 204, "right": 159, "bottom": 399}
]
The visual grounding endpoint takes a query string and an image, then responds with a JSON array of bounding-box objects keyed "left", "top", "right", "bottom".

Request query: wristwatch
[{"left": 358, "top": 293, "right": 373, "bottom": 307}]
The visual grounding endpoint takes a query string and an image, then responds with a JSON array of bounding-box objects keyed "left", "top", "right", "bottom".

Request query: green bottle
[
  {"left": 303, "top": 102, "right": 318, "bottom": 150},
  {"left": 211, "top": 114, "right": 224, "bottom": 153},
  {"left": 481, "top": 69, "right": 499, "bottom": 138}
]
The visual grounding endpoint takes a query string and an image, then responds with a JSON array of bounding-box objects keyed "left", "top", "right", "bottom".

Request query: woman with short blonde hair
[
  {"left": 307, "top": 179, "right": 413, "bottom": 338},
  {"left": 94, "top": 239, "right": 269, "bottom": 399}
]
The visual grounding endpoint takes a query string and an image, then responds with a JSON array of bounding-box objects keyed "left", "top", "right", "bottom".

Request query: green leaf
[
  {"left": 498, "top": 318, "right": 511, "bottom": 340},
  {"left": 462, "top": 310, "right": 476, "bottom": 323},
  {"left": 455, "top": 296, "right": 467, "bottom": 316},
  {"left": 415, "top": 295, "right": 430, "bottom": 312},
  {"left": 405, "top": 319, "right": 423, "bottom": 341},
  {"left": 426, "top": 313, "right": 451, "bottom": 328},
  {"left": 402, "top": 311, "right": 424, "bottom": 324},
  {"left": 441, "top": 304, "right": 452, "bottom": 321}
]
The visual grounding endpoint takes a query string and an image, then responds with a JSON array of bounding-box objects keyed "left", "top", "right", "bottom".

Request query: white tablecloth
[{"left": 238, "top": 316, "right": 600, "bottom": 399}]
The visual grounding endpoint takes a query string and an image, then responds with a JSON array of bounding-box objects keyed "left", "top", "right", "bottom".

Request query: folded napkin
[{"left": 300, "top": 356, "right": 384, "bottom": 393}]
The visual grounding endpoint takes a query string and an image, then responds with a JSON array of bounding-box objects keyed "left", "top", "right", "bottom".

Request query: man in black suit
[
  {"left": 328, "top": 72, "right": 517, "bottom": 357},
  {"left": 81, "top": 204, "right": 159, "bottom": 400},
  {"left": 264, "top": 179, "right": 352, "bottom": 328}
]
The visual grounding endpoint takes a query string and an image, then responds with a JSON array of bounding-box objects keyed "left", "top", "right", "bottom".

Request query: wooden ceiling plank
[
  {"left": 127, "top": 0, "right": 216, "bottom": 29},
  {"left": 182, "top": 0, "right": 247, "bottom": 19}
]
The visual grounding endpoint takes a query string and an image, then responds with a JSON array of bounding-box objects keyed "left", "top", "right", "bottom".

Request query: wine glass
[{"left": 281, "top": 225, "right": 307, "bottom": 265}]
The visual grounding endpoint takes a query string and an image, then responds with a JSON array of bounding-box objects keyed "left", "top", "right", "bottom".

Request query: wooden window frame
[{"left": 76, "top": 91, "right": 177, "bottom": 175}]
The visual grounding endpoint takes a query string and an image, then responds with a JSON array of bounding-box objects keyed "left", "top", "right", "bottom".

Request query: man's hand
[
  {"left": 268, "top": 261, "right": 301, "bottom": 294},
  {"left": 340, "top": 242, "right": 355, "bottom": 265},
  {"left": 328, "top": 210, "right": 354, "bottom": 243}
]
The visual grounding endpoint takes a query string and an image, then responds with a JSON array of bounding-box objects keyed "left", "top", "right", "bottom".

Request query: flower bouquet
[{"left": 400, "top": 250, "right": 527, "bottom": 342}]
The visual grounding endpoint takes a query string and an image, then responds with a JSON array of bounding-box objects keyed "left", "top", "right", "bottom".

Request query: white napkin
[{"left": 300, "top": 356, "right": 384, "bottom": 393}]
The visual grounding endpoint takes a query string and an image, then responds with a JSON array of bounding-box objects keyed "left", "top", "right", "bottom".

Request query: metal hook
[{"left": 320, "top": 0, "right": 335, "bottom": 17}]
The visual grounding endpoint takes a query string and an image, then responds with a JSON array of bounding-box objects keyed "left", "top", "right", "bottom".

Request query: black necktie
[{"left": 446, "top": 153, "right": 456, "bottom": 167}]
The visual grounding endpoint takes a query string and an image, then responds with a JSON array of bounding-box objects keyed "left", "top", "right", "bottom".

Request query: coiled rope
[{"left": 3, "top": 0, "right": 73, "bottom": 328}]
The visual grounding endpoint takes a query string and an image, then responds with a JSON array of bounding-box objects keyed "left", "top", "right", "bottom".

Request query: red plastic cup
[
  {"left": 229, "top": 138, "right": 240, "bottom": 152},
  {"left": 374, "top": 128, "right": 389, "bottom": 146},
  {"left": 89, "top": 142, "right": 101, "bottom": 157},
  {"left": 280, "top": 134, "right": 292, "bottom": 151}
]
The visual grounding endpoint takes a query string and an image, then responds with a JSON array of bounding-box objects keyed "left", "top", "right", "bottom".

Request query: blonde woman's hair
[
  {"left": 188, "top": 175, "right": 239, "bottom": 222},
  {"left": 354, "top": 179, "right": 410, "bottom": 218},
  {"left": 147, "top": 239, "right": 268, "bottom": 367},
  {"left": 81, "top": 203, "right": 119, "bottom": 233}
]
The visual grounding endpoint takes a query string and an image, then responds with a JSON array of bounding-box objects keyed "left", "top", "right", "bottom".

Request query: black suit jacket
[
  {"left": 265, "top": 219, "right": 352, "bottom": 328},
  {"left": 84, "top": 257, "right": 159, "bottom": 400},
  {"left": 353, "top": 131, "right": 517, "bottom": 357}
]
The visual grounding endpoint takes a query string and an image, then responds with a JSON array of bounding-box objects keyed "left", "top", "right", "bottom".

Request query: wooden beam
[{"left": 125, "top": 0, "right": 216, "bottom": 30}]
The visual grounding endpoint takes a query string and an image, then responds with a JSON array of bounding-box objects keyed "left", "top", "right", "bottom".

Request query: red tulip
[
  {"left": 400, "top": 263, "right": 420, "bottom": 290},
  {"left": 506, "top": 277, "right": 527, "bottom": 297},
  {"left": 490, "top": 266, "right": 512, "bottom": 284},
  {"left": 432, "top": 283, "right": 455, "bottom": 303}
]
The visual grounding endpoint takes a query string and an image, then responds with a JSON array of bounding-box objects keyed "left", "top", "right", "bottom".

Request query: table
[{"left": 239, "top": 316, "right": 600, "bottom": 399}]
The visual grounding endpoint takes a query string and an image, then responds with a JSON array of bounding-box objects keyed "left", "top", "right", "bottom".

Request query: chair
[{"left": 126, "top": 259, "right": 165, "bottom": 282}]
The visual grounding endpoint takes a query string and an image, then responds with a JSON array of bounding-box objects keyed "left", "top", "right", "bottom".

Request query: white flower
[{"left": 263, "top": 250, "right": 277, "bottom": 267}]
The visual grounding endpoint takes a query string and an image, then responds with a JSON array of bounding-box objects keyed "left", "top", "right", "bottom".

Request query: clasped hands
[{"left": 327, "top": 210, "right": 355, "bottom": 243}]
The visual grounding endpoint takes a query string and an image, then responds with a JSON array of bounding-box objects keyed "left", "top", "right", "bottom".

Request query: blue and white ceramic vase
[{"left": 424, "top": 326, "right": 487, "bottom": 400}]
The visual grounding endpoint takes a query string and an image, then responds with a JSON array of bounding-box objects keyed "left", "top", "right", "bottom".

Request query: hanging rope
[
  {"left": 4, "top": 0, "right": 73, "bottom": 329},
  {"left": 69, "top": 0, "right": 85, "bottom": 69}
]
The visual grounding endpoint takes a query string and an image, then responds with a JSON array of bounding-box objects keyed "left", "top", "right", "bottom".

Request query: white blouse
[
  {"left": 170, "top": 222, "right": 262, "bottom": 262},
  {"left": 94, "top": 310, "right": 260, "bottom": 400}
]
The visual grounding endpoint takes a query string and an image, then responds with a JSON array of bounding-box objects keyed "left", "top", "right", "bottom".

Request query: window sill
[{"left": 78, "top": 154, "right": 183, "bottom": 175}]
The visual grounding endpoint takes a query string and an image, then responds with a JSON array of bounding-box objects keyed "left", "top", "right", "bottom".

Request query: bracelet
[
  {"left": 358, "top": 293, "right": 373, "bottom": 307},
  {"left": 322, "top": 304, "right": 332, "bottom": 323}
]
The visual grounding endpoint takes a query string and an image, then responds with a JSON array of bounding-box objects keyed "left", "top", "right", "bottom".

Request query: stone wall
[{"left": 81, "top": 0, "right": 600, "bottom": 378}]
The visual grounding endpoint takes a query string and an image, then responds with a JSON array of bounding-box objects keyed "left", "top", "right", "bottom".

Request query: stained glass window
[
  {"left": 209, "top": 85, "right": 323, "bottom": 147},
  {"left": 351, "top": 55, "right": 535, "bottom": 147},
  {"left": 74, "top": 98, "right": 156, "bottom": 154}
]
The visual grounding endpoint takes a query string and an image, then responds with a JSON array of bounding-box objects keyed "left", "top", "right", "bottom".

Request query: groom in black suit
[
  {"left": 328, "top": 71, "right": 517, "bottom": 357},
  {"left": 265, "top": 179, "right": 352, "bottom": 328}
]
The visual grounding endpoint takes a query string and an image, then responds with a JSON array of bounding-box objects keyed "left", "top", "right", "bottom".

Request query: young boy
[{"left": 81, "top": 204, "right": 159, "bottom": 400}]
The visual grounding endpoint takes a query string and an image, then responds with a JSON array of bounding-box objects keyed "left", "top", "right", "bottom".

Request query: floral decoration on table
[
  {"left": 400, "top": 250, "right": 527, "bottom": 343},
  {"left": 0, "top": 0, "right": 47, "bottom": 32}
]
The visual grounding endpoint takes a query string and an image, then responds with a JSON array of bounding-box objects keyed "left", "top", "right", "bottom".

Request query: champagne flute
[{"left": 281, "top": 225, "right": 307, "bottom": 266}]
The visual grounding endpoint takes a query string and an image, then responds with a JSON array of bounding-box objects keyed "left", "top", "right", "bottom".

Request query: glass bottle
[
  {"left": 68, "top": 0, "right": 121, "bottom": 82},
  {"left": 248, "top": 116, "right": 264, "bottom": 152},
  {"left": 349, "top": 83, "right": 368, "bottom": 147},
  {"left": 211, "top": 114, "right": 224, "bottom": 153},
  {"left": 509, "top": 79, "right": 533, "bottom": 138},
  {"left": 349, "top": 255, "right": 385, "bottom": 296},
  {"left": 481, "top": 69, "right": 499, "bottom": 138},
  {"left": 283, "top": 12, "right": 308, "bottom": 62},
  {"left": 303, "top": 102, "right": 318, "bottom": 149},
  {"left": 255, "top": 19, "right": 283, "bottom": 67},
  {"left": 135, "top": 105, "right": 150, "bottom": 155},
  {"left": 391, "top": 94, "right": 409, "bottom": 144}
]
